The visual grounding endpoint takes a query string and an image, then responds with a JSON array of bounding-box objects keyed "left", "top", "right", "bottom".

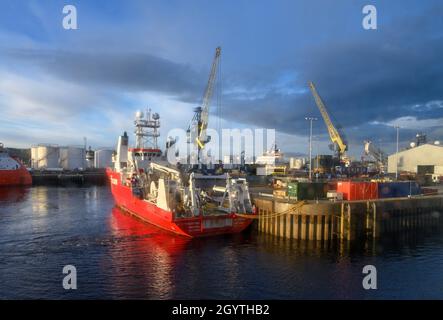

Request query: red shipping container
[
  {"left": 336, "top": 181, "right": 378, "bottom": 200},
  {"left": 422, "top": 188, "right": 438, "bottom": 195},
  {"left": 327, "top": 181, "right": 338, "bottom": 191}
]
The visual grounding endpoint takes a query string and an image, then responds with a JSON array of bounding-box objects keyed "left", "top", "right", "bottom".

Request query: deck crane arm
[
  {"left": 150, "top": 162, "right": 181, "bottom": 182},
  {"left": 195, "top": 47, "right": 221, "bottom": 149},
  {"left": 308, "top": 81, "right": 347, "bottom": 155}
]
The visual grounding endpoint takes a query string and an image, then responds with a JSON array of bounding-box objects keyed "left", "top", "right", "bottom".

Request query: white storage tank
[
  {"left": 31, "top": 144, "right": 60, "bottom": 169},
  {"left": 94, "top": 149, "right": 114, "bottom": 169},
  {"left": 59, "top": 147, "right": 68, "bottom": 169},
  {"left": 31, "top": 146, "right": 38, "bottom": 169},
  {"left": 60, "top": 146, "right": 85, "bottom": 170},
  {"left": 85, "top": 147, "right": 95, "bottom": 169}
]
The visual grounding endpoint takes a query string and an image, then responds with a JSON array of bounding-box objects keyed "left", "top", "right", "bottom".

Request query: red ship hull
[
  {"left": 0, "top": 166, "right": 32, "bottom": 187},
  {"left": 107, "top": 169, "right": 254, "bottom": 238}
]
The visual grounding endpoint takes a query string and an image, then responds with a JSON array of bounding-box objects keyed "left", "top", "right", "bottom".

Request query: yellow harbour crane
[
  {"left": 308, "top": 81, "right": 349, "bottom": 162},
  {"left": 188, "top": 47, "right": 222, "bottom": 155}
]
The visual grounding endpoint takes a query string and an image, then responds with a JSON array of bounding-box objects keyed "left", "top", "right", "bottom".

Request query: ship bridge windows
[
  {"left": 0, "top": 157, "right": 21, "bottom": 170},
  {"left": 134, "top": 152, "right": 160, "bottom": 158}
]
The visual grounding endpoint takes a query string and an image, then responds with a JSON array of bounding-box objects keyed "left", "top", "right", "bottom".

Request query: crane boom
[
  {"left": 308, "top": 81, "right": 347, "bottom": 155},
  {"left": 196, "top": 47, "right": 221, "bottom": 149},
  {"left": 150, "top": 162, "right": 181, "bottom": 182}
]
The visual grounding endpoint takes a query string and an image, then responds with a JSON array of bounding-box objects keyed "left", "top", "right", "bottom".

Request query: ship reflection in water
[
  {"left": 0, "top": 186, "right": 30, "bottom": 203},
  {"left": 108, "top": 208, "right": 190, "bottom": 299},
  {"left": 0, "top": 186, "right": 442, "bottom": 299}
]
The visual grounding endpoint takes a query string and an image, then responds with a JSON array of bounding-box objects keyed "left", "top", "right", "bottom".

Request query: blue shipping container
[
  {"left": 409, "top": 182, "right": 421, "bottom": 196},
  {"left": 378, "top": 182, "right": 421, "bottom": 198}
]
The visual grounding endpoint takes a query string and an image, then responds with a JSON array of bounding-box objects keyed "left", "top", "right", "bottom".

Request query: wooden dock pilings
[{"left": 254, "top": 195, "right": 443, "bottom": 241}]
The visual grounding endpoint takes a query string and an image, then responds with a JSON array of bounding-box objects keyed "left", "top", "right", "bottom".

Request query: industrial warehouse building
[{"left": 387, "top": 143, "right": 443, "bottom": 174}]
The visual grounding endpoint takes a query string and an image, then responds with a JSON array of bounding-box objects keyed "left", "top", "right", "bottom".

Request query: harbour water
[{"left": 0, "top": 186, "right": 442, "bottom": 299}]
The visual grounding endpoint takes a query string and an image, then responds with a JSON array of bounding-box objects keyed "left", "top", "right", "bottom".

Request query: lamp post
[
  {"left": 395, "top": 126, "right": 400, "bottom": 180},
  {"left": 305, "top": 117, "right": 318, "bottom": 180}
]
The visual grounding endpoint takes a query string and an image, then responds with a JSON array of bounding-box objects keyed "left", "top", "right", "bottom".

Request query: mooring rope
[{"left": 236, "top": 201, "right": 306, "bottom": 219}]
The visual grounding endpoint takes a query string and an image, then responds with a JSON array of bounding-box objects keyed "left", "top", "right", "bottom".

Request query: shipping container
[
  {"left": 273, "top": 189, "right": 288, "bottom": 198},
  {"left": 422, "top": 187, "right": 438, "bottom": 195},
  {"left": 327, "top": 191, "right": 343, "bottom": 201},
  {"left": 378, "top": 182, "right": 395, "bottom": 198},
  {"left": 409, "top": 181, "right": 421, "bottom": 195},
  {"left": 377, "top": 181, "right": 421, "bottom": 198},
  {"left": 287, "top": 182, "right": 327, "bottom": 200},
  {"left": 287, "top": 182, "right": 297, "bottom": 199},
  {"left": 336, "top": 181, "right": 378, "bottom": 200},
  {"left": 327, "top": 181, "right": 337, "bottom": 191}
]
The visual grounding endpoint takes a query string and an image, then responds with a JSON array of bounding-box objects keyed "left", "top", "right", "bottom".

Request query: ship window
[{"left": 144, "top": 153, "right": 148, "bottom": 157}]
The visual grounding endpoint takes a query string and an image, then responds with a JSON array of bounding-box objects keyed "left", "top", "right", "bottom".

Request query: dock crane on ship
[
  {"left": 187, "top": 47, "right": 222, "bottom": 167},
  {"left": 308, "top": 81, "right": 350, "bottom": 167}
]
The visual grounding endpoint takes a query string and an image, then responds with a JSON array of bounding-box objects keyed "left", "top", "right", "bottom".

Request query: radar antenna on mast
[{"left": 134, "top": 108, "right": 160, "bottom": 149}]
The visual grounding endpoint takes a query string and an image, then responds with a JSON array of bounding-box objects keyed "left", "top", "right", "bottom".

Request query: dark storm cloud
[
  {"left": 3, "top": 5, "right": 443, "bottom": 152},
  {"left": 218, "top": 9, "right": 443, "bottom": 149},
  {"left": 3, "top": 48, "right": 205, "bottom": 101},
  {"left": 298, "top": 37, "right": 443, "bottom": 126}
]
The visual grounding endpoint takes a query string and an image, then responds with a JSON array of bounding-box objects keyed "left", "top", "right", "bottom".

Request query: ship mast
[{"left": 134, "top": 108, "right": 160, "bottom": 149}]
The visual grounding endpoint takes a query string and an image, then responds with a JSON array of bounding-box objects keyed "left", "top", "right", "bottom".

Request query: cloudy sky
[{"left": 1, "top": 0, "right": 443, "bottom": 158}]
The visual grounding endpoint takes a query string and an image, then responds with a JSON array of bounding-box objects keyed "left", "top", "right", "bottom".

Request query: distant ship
[
  {"left": 255, "top": 143, "right": 287, "bottom": 176},
  {"left": 106, "top": 110, "right": 256, "bottom": 237},
  {"left": 0, "top": 143, "right": 32, "bottom": 186}
]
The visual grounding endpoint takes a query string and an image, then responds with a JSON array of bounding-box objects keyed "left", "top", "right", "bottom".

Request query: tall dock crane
[
  {"left": 187, "top": 47, "right": 221, "bottom": 163},
  {"left": 308, "top": 81, "right": 348, "bottom": 162}
]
